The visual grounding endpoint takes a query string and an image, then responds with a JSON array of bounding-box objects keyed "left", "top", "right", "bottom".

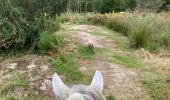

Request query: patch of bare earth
[
  {"left": 0, "top": 55, "right": 57, "bottom": 99},
  {"left": 69, "top": 24, "right": 151, "bottom": 100}
]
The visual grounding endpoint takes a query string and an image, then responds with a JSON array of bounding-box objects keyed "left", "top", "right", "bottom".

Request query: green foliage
[
  {"left": 78, "top": 45, "right": 94, "bottom": 59},
  {"left": 0, "top": 0, "right": 61, "bottom": 53},
  {"left": 127, "top": 13, "right": 170, "bottom": 51},
  {"left": 106, "top": 19, "right": 128, "bottom": 35},
  {"left": 106, "top": 95, "right": 115, "bottom": 100},
  {"left": 88, "top": 12, "right": 170, "bottom": 51},
  {"left": 38, "top": 32, "right": 66, "bottom": 53},
  {"left": 101, "top": 0, "right": 136, "bottom": 13},
  {"left": 0, "top": 0, "right": 29, "bottom": 49}
]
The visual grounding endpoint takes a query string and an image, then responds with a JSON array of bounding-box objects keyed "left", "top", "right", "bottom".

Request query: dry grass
[
  {"left": 88, "top": 11, "right": 170, "bottom": 51},
  {"left": 146, "top": 57, "right": 170, "bottom": 75}
]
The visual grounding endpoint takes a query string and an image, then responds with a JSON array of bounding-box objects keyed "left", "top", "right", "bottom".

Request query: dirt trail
[
  {"left": 69, "top": 24, "right": 151, "bottom": 100},
  {"left": 0, "top": 24, "right": 151, "bottom": 100}
]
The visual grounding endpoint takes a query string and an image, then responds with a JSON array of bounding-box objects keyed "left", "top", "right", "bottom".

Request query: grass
[
  {"left": 139, "top": 71, "right": 170, "bottom": 100},
  {"left": 52, "top": 52, "right": 83, "bottom": 83},
  {"left": 90, "top": 31, "right": 105, "bottom": 36},
  {"left": 0, "top": 72, "right": 29, "bottom": 95},
  {"left": 6, "top": 96, "right": 19, "bottom": 100},
  {"left": 24, "top": 92, "right": 44, "bottom": 100},
  {"left": 0, "top": 49, "right": 24, "bottom": 60},
  {"left": 106, "top": 95, "right": 115, "bottom": 100},
  {"left": 78, "top": 45, "right": 95, "bottom": 59},
  {"left": 59, "top": 12, "right": 91, "bottom": 24},
  {"left": 112, "top": 52, "right": 144, "bottom": 68},
  {"left": 88, "top": 12, "right": 170, "bottom": 52},
  {"left": 52, "top": 43, "right": 104, "bottom": 83},
  {"left": 38, "top": 32, "right": 66, "bottom": 54}
]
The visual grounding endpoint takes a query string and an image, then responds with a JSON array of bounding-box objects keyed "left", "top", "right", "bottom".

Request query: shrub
[
  {"left": 0, "top": 0, "right": 29, "bottom": 49},
  {"left": 37, "top": 32, "right": 66, "bottom": 54},
  {"left": 0, "top": 0, "right": 61, "bottom": 53}
]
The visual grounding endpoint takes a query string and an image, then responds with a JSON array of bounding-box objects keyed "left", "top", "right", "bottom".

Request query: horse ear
[
  {"left": 52, "top": 73, "right": 69, "bottom": 97},
  {"left": 90, "top": 71, "right": 104, "bottom": 93}
]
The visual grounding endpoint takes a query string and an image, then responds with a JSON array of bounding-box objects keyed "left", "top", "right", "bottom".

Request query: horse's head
[{"left": 52, "top": 71, "right": 106, "bottom": 100}]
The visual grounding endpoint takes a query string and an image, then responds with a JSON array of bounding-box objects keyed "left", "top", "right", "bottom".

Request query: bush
[
  {"left": 0, "top": 0, "right": 62, "bottom": 53},
  {"left": 0, "top": 0, "right": 29, "bottom": 49},
  {"left": 38, "top": 32, "right": 66, "bottom": 53}
]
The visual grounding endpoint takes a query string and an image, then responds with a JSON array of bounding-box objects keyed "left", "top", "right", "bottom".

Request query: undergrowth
[{"left": 88, "top": 12, "right": 170, "bottom": 52}]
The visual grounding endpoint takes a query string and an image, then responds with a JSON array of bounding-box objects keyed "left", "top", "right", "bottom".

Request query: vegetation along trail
[{"left": 64, "top": 24, "right": 151, "bottom": 100}]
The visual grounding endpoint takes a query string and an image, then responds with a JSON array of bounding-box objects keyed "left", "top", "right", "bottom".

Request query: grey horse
[{"left": 52, "top": 71, "right": 106, "bottom": 100}]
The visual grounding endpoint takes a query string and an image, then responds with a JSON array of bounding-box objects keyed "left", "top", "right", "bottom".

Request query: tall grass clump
[
  {"left": 38, "top": 32, "right": 66, "bottom": 54},
  {"left": 89, "top": 11, "right": 170, "bottom": 51},
  {"left": 52, "top": 53, "right": 83, "bottom": 83},
  {"left": 127, "top": 12, "right": 170, "bottom": 51}
]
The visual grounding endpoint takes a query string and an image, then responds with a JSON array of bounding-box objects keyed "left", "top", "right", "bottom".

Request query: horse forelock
[{"left": 60, "top": 85, "right": 105, "bottom": 100}]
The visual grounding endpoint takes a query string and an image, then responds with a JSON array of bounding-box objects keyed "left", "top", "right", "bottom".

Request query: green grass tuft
[
  {"left": 106, "top": 94, "right": 115, "bottom": 100},
  {"left": 112, "top": 52, "right": 144, "bottom": 68},
  {"left": 38, "top": 32, "right": 66, "bottom": 53},
  {"left": 78, "top": 45, "right": 95, "bottom": 59},
  {"left": 52, "top": 53, "right": 83, "bottom": 83}
]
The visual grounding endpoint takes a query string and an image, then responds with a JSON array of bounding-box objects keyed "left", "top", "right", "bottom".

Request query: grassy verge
[
  {"left": 52, "top": 44, "right": 97, "bottom": 83},
  {"left": 52, "top": 52, "right": 84, "bottom": 83},
  {"left": 88, "top": 12, "right": 170, "bottom": 52},
  {"left": 0, "top": 72, "right": 44, "bottom": 99},
  {"left": 139, "top": 71, "right": 170, "bottom": 100},
  {"left": 112, "top": 52, "right": 144, "bottom": 68}
]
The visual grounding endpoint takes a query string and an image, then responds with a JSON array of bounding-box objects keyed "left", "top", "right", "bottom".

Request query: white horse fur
[
  {"left": 52, "top": 71, "right": 106, "bottom": 100},
  {"left": 87, "top": 39, "right": 95, "bottom": 53}
]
